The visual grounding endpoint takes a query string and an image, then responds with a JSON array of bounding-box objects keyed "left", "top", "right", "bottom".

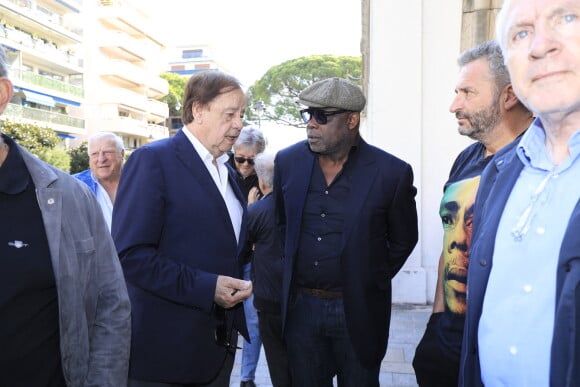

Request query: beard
[{"left": 456, "top": 101, "right": 501, "bottom": 142}]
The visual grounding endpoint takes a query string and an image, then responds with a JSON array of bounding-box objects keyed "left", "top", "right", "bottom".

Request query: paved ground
[{"left": 229, "top": 303, "right": 431, "bottom": 387}]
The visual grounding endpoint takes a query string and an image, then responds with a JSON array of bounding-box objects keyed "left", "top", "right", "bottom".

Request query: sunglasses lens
[
  {"left": 312, "top": 110, "right": 328, "bottom": 125},
  {"left": 234, "top": 157, "right": 255, "bottom": 165},
  {"left": 300, "top": 109, "right": 328, "bottom": 125}
]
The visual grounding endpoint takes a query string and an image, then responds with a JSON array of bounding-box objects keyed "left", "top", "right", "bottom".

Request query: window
[{"left": 182, "top": 49, "right": 203, "bottom": 59}]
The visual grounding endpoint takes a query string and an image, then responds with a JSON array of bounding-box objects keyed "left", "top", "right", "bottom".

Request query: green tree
[
  {"left": 1, "top": 120, "right": 73, "bottom": 171},
  {"left": 2, "top": 120, "right": 59, "bottom": 154},
  {"left": 247, "top": 55, "right": 362, "bottom": 127},
  {"left": 160, "top": 72, "right": 187, "bottom": 116},
  {"left": 39, "top": 147, "right": 71, "bottom": 173},
  {"left": 68, "top": 141, "right": 89, "bottom": 174}
]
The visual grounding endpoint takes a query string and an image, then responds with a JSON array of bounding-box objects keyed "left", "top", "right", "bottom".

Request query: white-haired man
[
  {"left": 460, "top": 1, "right": 580, "bottom": 386},
  {"left": 74, "top": 132, "right": 124, "bottom": 230}
]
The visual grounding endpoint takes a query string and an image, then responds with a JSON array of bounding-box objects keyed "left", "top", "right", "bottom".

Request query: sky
[{"left": 150, "top": 0, "right": 362, "bottom": 87}]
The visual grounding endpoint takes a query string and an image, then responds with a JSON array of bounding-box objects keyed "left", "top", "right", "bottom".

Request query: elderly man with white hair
[
  {"left": 74, "top": 132, "right": 125, "bottom": 231},
  {"left": 460, "top": 1, "right": 580, "bottom": 386}
]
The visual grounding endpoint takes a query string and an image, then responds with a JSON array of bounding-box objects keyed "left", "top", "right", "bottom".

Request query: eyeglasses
[
  {"left": 300, "top": 108, "right": 350, "bottom": 125},
  {"left": 213, "top": 306, "right": 241, "bottom": 355},
  {"left": 234, "top": 156, "right": 255, "bottom": 165}
]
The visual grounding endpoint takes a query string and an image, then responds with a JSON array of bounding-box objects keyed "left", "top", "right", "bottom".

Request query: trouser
[
  {"left": 285, "top": 292, "right": 380, "bottom": 387},
  {"left": 241, "top": 263, "right": 262, "bottom": 381},
  {"left": 412, "top": 312, "right": 460, "bottom": 387},
  {"left": 258, "top": 310, "right": 292, "bottom": 387}
]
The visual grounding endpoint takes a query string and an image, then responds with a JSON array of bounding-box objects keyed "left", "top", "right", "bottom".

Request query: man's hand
[
  {"left": 214, "top": 275, "right": 252, "bottom": 309},
  {"left": 248, "top": 187, "right": 260, "bottom": 205}
]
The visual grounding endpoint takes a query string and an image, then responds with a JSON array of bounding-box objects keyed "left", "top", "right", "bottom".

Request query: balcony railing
[
  {"left": 10, "top": 68, "right": 84, "bottom": 98},
  {"left": 1, "top": 0, "right": 83, "bottom": 37},
  {"left": 148, "top": 123, "right": 168, "bottom": 139},
  {"left": 5, "top": 103, "right": 85, "bottom": 129}
]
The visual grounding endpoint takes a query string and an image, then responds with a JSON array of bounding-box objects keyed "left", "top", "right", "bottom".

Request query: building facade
[
  {"left": 1, "top": 0, "right": 170, "bottom": 150},
  {"left": 86, "top": 0, "right": 169, "bottom": 149},
  {"left": 362, "top": 0, "right": 503, "bottom": 303},
  {"left": 1, "top": 0, "right": 85, "bottom": 141}
]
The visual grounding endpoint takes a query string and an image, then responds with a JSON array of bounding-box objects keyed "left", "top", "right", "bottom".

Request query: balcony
[
  {"left": 97, "top": 0, "right": 164, "bottom": 47},
  {"left": 148, "top": 123, "right": 168, "bottom": 140},
  {"left": 4, "top": 102, "right": 85, "bottom": 132},
  {"left": 0, "top": 27, "right": 83, "bottom": 72},
  {"left": 99, "top": 31, "right": 149, "bottom": 62},
  {"left": 146, "top": 98, "right": 169, "bottom": 119},
  {"left": 0, "top": 0, "right": 83, "bottom": 42},
  {"left": 100, "top": 116, "right": 149, "bottom": 138},
  {"left": 99, "top": 59, "right": 168, "bottom": 97},
  {"left": 9, "top": 68, "right": 83, "bottom": 99}
]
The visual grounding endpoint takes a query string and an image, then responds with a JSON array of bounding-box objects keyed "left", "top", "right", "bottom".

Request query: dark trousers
[
  {"left": 412, "top": 312, "right": 459, "bottom": 387},
  {"left": 128, "top": 336, "right": 236, "bottom": 387},
  {"left": 285, "top": 292, "right": 380, "bottom": 387},
  {"left": 258, "top": 310, "right": 292, "bottom": 387}
]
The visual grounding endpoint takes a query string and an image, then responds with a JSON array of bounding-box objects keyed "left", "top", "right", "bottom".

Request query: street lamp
[
  {"left": 254, "top": 100, "right": 264, "bottom": 128},
  {"left": 168, "top": 93, "right": 181, "bottom": 116}
]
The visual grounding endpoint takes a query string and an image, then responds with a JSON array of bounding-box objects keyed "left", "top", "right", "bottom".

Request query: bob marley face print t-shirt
[{"left": 438, "top": 141, "right": 492, "bottom": 355}]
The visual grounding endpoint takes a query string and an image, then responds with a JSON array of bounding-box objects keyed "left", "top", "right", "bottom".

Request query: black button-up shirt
[{"left": 294, "top": 143, "right": 359, "bottom": 291}]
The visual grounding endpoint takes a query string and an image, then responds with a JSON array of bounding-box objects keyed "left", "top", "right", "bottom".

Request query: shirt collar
[
  {"left": 0, "top": 134, "right": 30, "bottom": 195},
  {"left": 517, "top": 117, "right": 580, "bottom": 171},
  {"left": 182, "top": 127, "right": 230, "bottom": 165},
  {"left": 517, "top": 118, "right": 552, "bottom": 171}
]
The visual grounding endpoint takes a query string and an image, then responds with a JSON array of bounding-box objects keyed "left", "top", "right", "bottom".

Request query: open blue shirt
[{"left": 478, "top": 119, "right": 580, "bottom": 386}]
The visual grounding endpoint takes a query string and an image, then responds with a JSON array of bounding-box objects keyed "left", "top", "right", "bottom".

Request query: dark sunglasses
[
  {"left": 300, "top": 108, "right": 350, "bottom": 125},
  {"left": 213, "top": 306, "right": 241, "bottom": 355},
  {"left": 234, "top": 156, "right": 255, "bottom": 165}
]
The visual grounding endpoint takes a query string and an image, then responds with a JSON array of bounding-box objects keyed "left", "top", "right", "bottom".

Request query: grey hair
[
  {"left": 458, "top": 40, "right": 511, "bottom": 94},
  {"left": 254, "top": 152, "right": 275, "bottom": 189},
  {"left": 0, "top": 47, "right": 8, "bottom": 78},
  {"left": 233, "top": 126, "right": 266, "bottom": 154},
  {"left": 87, "top": 132, "right": 125, "bottom": 153}
]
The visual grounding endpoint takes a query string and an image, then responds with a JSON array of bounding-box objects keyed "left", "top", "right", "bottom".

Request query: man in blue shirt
[
  {"left": 74, "top": 132, "right": 124, "bottom": 231},
  {"left": 460, "top": 1, "right": 580, "bottom": 386},
  {"left": 274, "top": 77, "right": 418, "bottom": 386}
]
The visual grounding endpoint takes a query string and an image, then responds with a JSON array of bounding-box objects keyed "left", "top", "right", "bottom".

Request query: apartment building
[
  {"left": 86, "top": 0, "right": 169, "bottom": 149},
  {"left": 166, "top": 44, "right": 226, "bottom": 136},
  {"left": 0, "top": 0, "right": 170, "bottom": 150},
  {"left": 0, "top": 0, "right": 85, "bottom": 141}
]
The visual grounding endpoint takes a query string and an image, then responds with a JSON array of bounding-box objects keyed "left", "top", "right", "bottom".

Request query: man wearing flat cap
[{"left": 274, "top": 77, "right": 418, "bottom": 386}]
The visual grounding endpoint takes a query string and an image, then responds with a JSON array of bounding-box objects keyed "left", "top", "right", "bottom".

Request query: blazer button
[{"left": 479, "top": 259, "right": 487, "bottom": 267}]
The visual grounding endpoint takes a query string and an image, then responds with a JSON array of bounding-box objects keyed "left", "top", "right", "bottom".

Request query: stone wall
[{"left": 460, "top": 0, "right": 504, "bottom": 50}]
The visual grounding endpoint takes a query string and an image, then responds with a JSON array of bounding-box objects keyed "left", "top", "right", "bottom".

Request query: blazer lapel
[
  {"left": 285, "top": 144, "right": 315, "bottom": 258},
  {"left": 171, "top": 131, "right": 242, "bottom": 244}
]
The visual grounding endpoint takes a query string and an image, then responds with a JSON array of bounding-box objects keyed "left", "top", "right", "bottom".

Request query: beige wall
[
  {"left": 363, "top": 0, "right": 507, "bottom": 303},
  {"left": 363, "top": 0, "right": 468, "bottom": 303}
]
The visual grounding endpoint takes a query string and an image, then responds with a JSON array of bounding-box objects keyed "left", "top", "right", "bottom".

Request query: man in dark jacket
[
  {"left": 460, "top": 1, "right": 580, "bottom": 386},
  {"left": 275, "top": 77, "right": 418, "bottom": 386}
]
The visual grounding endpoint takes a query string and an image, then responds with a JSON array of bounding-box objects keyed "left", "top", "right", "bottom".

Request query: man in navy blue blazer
[
  {"left": 460, "top": 0, "right": 580, "bottom": 386},
  {"left": 113, "top": 71, "right": 253, "bottom": 387},
  {"left": 274, "top": 77, "right": 418, "bottom": 386}
]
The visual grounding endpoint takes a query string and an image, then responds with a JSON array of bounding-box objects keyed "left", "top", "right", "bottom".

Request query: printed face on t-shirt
[{"left": 440, "top": 175, "right": 480, "bottom": 315}]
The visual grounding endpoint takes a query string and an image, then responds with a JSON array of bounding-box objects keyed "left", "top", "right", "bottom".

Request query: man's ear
[
  {"left": 502, "top": 84, "right": 520, "bottom": 111},
  {"left": 191, "top": 101, "right": 203, "bottom": 124},
  {"left": 347, "top": 112, "right": 360, "bottom": 130},
  {"left": 0, "top": 78, "right": 14, "bottom": 115}
]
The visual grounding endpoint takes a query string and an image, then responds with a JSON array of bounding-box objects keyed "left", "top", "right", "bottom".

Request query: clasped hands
[{"left": 214, "top": 275, "right": 252, "bottom": 309}]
